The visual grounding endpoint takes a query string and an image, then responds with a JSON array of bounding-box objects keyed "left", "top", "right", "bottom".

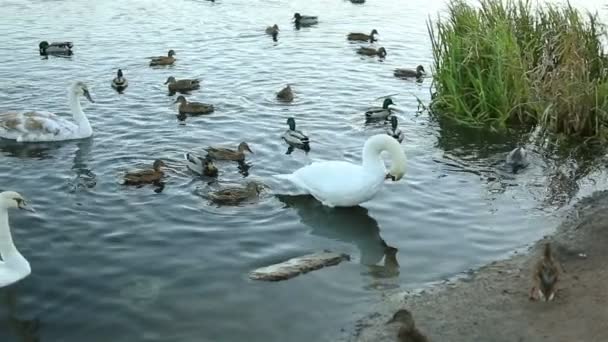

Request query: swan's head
[
  {"left": 0, "top": 191, "right": 35, "bottom": 212},
  {"left": 364, "top": 134, "right": 406, "bottom": 181},
  {"left": 165, "top": 76, "right": 177, "bottom": 85},
  {"left": 167, "top": 49, "right": 176, "bottom": 57},
  {"left": 238, "top": 142, "right": 254, "bottom": 154},
  {"left": 71, "top": 82, "right": 94, "bottom": 103}
]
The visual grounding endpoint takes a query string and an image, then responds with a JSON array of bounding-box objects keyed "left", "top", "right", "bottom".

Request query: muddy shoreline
[{"left": 350, "top": 191, "right": 608, "bottom": 342}]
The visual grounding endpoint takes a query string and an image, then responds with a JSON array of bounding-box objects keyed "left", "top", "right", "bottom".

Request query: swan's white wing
[{"left": 0, "top": 111, "right": 77, "bottom": 141}]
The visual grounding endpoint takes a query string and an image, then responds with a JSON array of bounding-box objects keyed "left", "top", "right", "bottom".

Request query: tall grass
[{"left": 429, "top": 0, "right": 608, "bottom": 141}]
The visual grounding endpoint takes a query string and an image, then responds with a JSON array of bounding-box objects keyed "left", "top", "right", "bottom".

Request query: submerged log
[{"left": 249, "top": 251, "right": 351, "bottom": 281}]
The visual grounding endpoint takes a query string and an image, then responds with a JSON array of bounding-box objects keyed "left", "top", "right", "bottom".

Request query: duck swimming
[
  {"left": 506, "top": 146, "right": 529, "bottom": 174},
  {"left": 165, "top": 76, "right": 200, "bottom": 94},
  {"left": 185, "top": 153, "right": 218, "bottom": 177},
  {"left": 123, "top": 159, "right": 165, "bottom": 186},
  {"left": 394, "top": 65, "right": 426, "bottom": 79},
  {"left": 347, "top": 29, "right": 378, "bottom": 42},
  {"left": 149, "top": 50, "right": 176, "bottom": 66},
  {"left": 206, "top": 142, "right": 253, "bottom": 162},
  {"left": 357, "top": 46, "right": 387, "bottom": 58},
  {"left": 387, "top": 116, "right": 404, "bottom": 143},
  {"left": 174, "top": 96, "right": 214, "bottom": 115},
  {"left": 39, "top": 41, "right": 73, "bottom": 56},
  {"left": 277, "top": 85, "right": 294, "bottom": 102},
  {"left": 293, "top": 13, "right": 318, "bottom": 27},
  {"left": 266, "top": 24, "right": 279, "bottom": 41},
  {"left": 365, "top": 98, "right": 394, "bottom": 120},
  {"left": 0, "top": 81, "right": 94, "bottom": 142},
  {"left": 282, "top": 117, "right": 310, "bottom": 151},
  {"left": 112, "top": 69, "right": 128, "bottom": 92},
  {"left": 274, "top": 134, "right": 406, "bottom": 207},
  {"left": 0, "top": 191, "right": 35, "bottom": 288},
  {"left": 209, "top": 181, "right": 265, "bottom": 205}
]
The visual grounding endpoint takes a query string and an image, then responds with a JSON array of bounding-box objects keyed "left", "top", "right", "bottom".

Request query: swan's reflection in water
[
  {"left": 276, "top": 194, "right": 386, "bottom": 265},
  {"left": 67, "top": 139, "right": 96, "bottom": 192},
  {"left": 0, "top": 139, "right": 67, "bottom": 160},
  {"left": 0, "top": 286, "right": 41, "bottom": 342}
]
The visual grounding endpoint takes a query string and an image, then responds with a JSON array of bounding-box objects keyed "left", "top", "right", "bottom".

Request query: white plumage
[{"left": 0, "top": 191, "right": 35, "bottom": 288}]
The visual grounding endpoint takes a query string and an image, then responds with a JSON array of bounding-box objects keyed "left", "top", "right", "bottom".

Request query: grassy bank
[{"left": 428, "top": 0, "right": 608, "bottom": 141}]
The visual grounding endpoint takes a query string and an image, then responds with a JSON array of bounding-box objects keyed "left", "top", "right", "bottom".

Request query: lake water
[{"left": 1, "top": 0, "right": 607, "bottom": 341}]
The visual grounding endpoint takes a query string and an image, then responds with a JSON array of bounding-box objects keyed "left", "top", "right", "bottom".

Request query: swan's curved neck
[
  {"left": 361, "top": 135, "right": 406, "bottom": 177},
  {"left": 69, "top": 91, "right": 91, "bottom": 135},
  {"left": 0, "top": 208, "right": 24, "bottom": 264}
]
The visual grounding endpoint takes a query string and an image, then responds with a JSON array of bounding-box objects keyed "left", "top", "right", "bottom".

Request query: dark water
[{"left": 0, "top": 0, "right": 606, "bottom": 341}]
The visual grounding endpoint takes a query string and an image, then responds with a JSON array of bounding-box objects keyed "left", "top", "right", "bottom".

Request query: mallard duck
[
  {"left": 111, "top": 69, "right": 128, "bottom": 91},
  {"left": 387, "top": 116, "right": 404, "bottom": 143},
  {"left": 365, "top": 98, "right": 395, "bottom": 119},
  {"left": 165, "top": 76, "right": 200, "bottom": 93},
  {"left": 394, "top": 65, "right": 426, "bottom": 79},
  {"left": 530, "top": 243, "right": 559, "bottom": 302},
  {"left": 293, "top": 13, "right": 318, "bottom": 26},
  {"left": 206, "top": 142, "right": 253, "bottom": 162},
  {"left": 149, "top": 50, "right": 176, "bottom": 66},
  {"left": 39, "top": 41, "right": 73, "bottom": 56},
  {"left": 350, "top": 0, "right": 365, "bottom": 3},
  {"left": 266, "top": 24, "right": 279, "bottom": 35},
  {"left": 357, "top": 46, "right": 387, "bottom": 58},
  {"left": 387, "top": 309, "right": 429, "bottom": 342},
  {"left": 282, "top": 117, "right": 310, "bottom": 149},
  {"left": 347, "top": 29, "right": 378, "bottom": 42},
  {"left": 277, "top": 85, "right": 294, "bottom": 102},
  {"left": 506, "top": 146, "right": 529, "bottom": 174},
  {"left": 185, "top": 153, "right": 218, "bottom": 177},
  {"left": 174, "top": 96, "right": 214, "bottom": 115},
  {"left": 209, "top": 181, "right": 265, "bottom": 205},
  {"left": 123, "top": 159, "right": 165, "bottom": 185}
]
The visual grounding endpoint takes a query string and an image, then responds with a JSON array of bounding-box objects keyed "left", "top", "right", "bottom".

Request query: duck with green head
[
  {"left": 282, "top": 117, "right": 310, "bottom": 150},
  {"left": 112, "top": 69, "right": 128, "bottom": 92},
  {"left": 365, "top": 98, "right": 394, "bottom": 119}
]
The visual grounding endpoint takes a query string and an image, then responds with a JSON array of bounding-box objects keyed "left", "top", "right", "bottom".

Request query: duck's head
[
  {"left": 293, "top": 13, "right": 302, "bottom": 21},
  {"left": 165, "top": 76, "right": 177, "bottom": 85},
  {"left": 371, "top": 29, "right": 379, "bottom": 36},
  {"left": 416, "top": 65, "right": 426, "bottom": 75},
  {"left": 238, "top": 142, "right": 254, "bottom": 154},
  {"left": 390, "top": 116, "right": 399, "bottom": 130},
  {"left": 174, "top": 95, "right": 188, "bottom": 104},
  {"left": 386, "top": 309, "right": 415, "bottom": 327},
  {"left": 39, "top": 41, "right": 49, "bottom": 53},
  {"left": 153, "top": 159, "right": 166, "bottom": 171},
  {"left": 117, "top": 69, "right": 124, "bottom": 78},
  {"left": 273, "top": 24, "right": 279, "bottom": 31},
  {"left": 71, "top": 82, "right": 95, "bottom": 103},
  {"left": 204, "top": 158, "right": 218, "bottom": 172},
  {"left": 377, "top": 47, "right": 387, "bottom": 58},
  {"left": 168, "top": 49, "right": 176, "bottom": 57},
  {"left": 382, "top": 98, "right": 394, "bottom": 109},
  {"left": 0, "top": 191, "right": 35, "bottom": 212},
  {"left": 286, "top": 117, "right": 296, "bottom": 130}
]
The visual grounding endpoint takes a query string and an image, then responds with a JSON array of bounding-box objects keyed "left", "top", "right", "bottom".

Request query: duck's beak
[
  {"left": 18, "top": 200, "right": 35, "bottom": 212},
  {"left": 385, "top": 317, "right": 396, "bottom": 325}
]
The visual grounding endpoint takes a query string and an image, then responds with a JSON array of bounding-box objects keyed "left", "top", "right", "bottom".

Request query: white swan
[
  {"left": 274, "top": 134, "right": 406, "bottom": 207},
  {"left": 0, "top": 82, "right": 94, "bottom": 142},
  {"left": 0, "top": 191, "right": 35, "bottom": 288}
]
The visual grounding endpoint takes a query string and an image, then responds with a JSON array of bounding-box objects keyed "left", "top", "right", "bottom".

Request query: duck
[
  {"left": 347, "top": 29, "right": 378, "bottom": 42},
  {"left": 123, "top": 159, "right": 166, "bottom": 186},
  {"left": 174, "top": 96, "right": 214, "bottom": 115},
  {"left": 386, "top": 309, "right": 430, "bottom": 342},
  {"left": 282, "top": 117, "right": 310, "bottom": 150},
  {"left": 277, "top": 85, "right": 294, "bottom": 102},
  {"left": 350, "top": 0, "right": 366, "bottom": 3},
  {"left": 39, "top": 41, "right": 73, "bottom": 56},
  {"left": 266, "top": 24, "right": 279, "bottom": 35},
  {"left": 387, "top": 116, "right": 404, "bottom": 143},
  {"left": 209, "top": 181, "right": 265, "bottom": 205},
  {"left": 530, "top": 243, "right": 559, "bottom": 302},
  {"left": 368, "top": 244, "right": 400, "bottom": 278},
  {"left": 365, "top": 98, "right": 395, "bottom": 120},
  {"left": 293, "top": 13, "right": 318, "bottom": 26},
  {"left": 506, "top": 146, "right": 529, "bottom": 174},
  {"left": 274, "top": 134, "right": 406, "bottom": 207},
  {"left": 0, "top": 191, "right": 35, "bottom": 288},
  {"left": 206, "top": 142, "right": 253, "bottom": 162},
  {"left": 394, "top": 65, "right": 426, "bottom": 79},
  {"left": 149, "top": 50, "right": 176, "bottom": 66},
  {"left": 111, "top": 69, "right": 128, "bottom": 91},
  {"left": 165, "top": 76, "right": 200, "bottom": 94},
  {"left": 357, "top": 46, "right": 387, "bottom": 58},
  {"left": 185, "top": 153, "right": 218, "bottom": 177},
  {"left": 0, "top": 82, "right": 94, "bottom": 142}
]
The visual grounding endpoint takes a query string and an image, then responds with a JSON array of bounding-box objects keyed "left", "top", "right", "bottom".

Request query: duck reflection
[
  {"left": 1, "top": 287, "right": 41, "bottom": 342},
  {"left": 366, "top": 242, "right": 400, "bottom": 279},
  {"left": 276, "top": 194, "right": 386, "bottom": 265},
  {"left": 67, "top": 139, "right": 96, "bottom": 192}
]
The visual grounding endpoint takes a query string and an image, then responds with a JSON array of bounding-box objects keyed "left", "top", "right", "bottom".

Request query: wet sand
[{"left": 351, "top": 191, "right": 608, "bottom": 341}]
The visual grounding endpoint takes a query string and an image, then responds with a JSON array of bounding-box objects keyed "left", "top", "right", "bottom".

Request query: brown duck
[
  {"left": 387, "top": 309, "right": 430, "bottom": 342},
  {"left": 347, "top": 29, "right": 378, "bottom": 42},
  {"left": 123, "top": 159, "right": 165, "bottom": 185},
  {"left": 174, "top": 96, "right": 214, "bottom": 115},
  {"left": 208, "top": 181, "right": 265, "bottom": 205},
  {"left": 165, "top": 76, "right": 200, "bottom": 93},
  {"left": 357, "top": 46, "right": 387, "bottom": 58},
  {"left": 277, "top": 85, "right": 294, "bottom": 102},
  {"left": 149, "top": 50, "right": 176, "bottom": 66},
  {"left": 206, "top": 142, "right": 253, "bottom": 161},
  {"left": 530, "top": 242, "right": 560, "bottom": 301}
]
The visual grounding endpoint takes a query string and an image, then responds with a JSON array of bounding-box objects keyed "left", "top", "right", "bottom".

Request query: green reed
[{"left": 429, "top": 0, "right": 608, "bottom": 141}]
